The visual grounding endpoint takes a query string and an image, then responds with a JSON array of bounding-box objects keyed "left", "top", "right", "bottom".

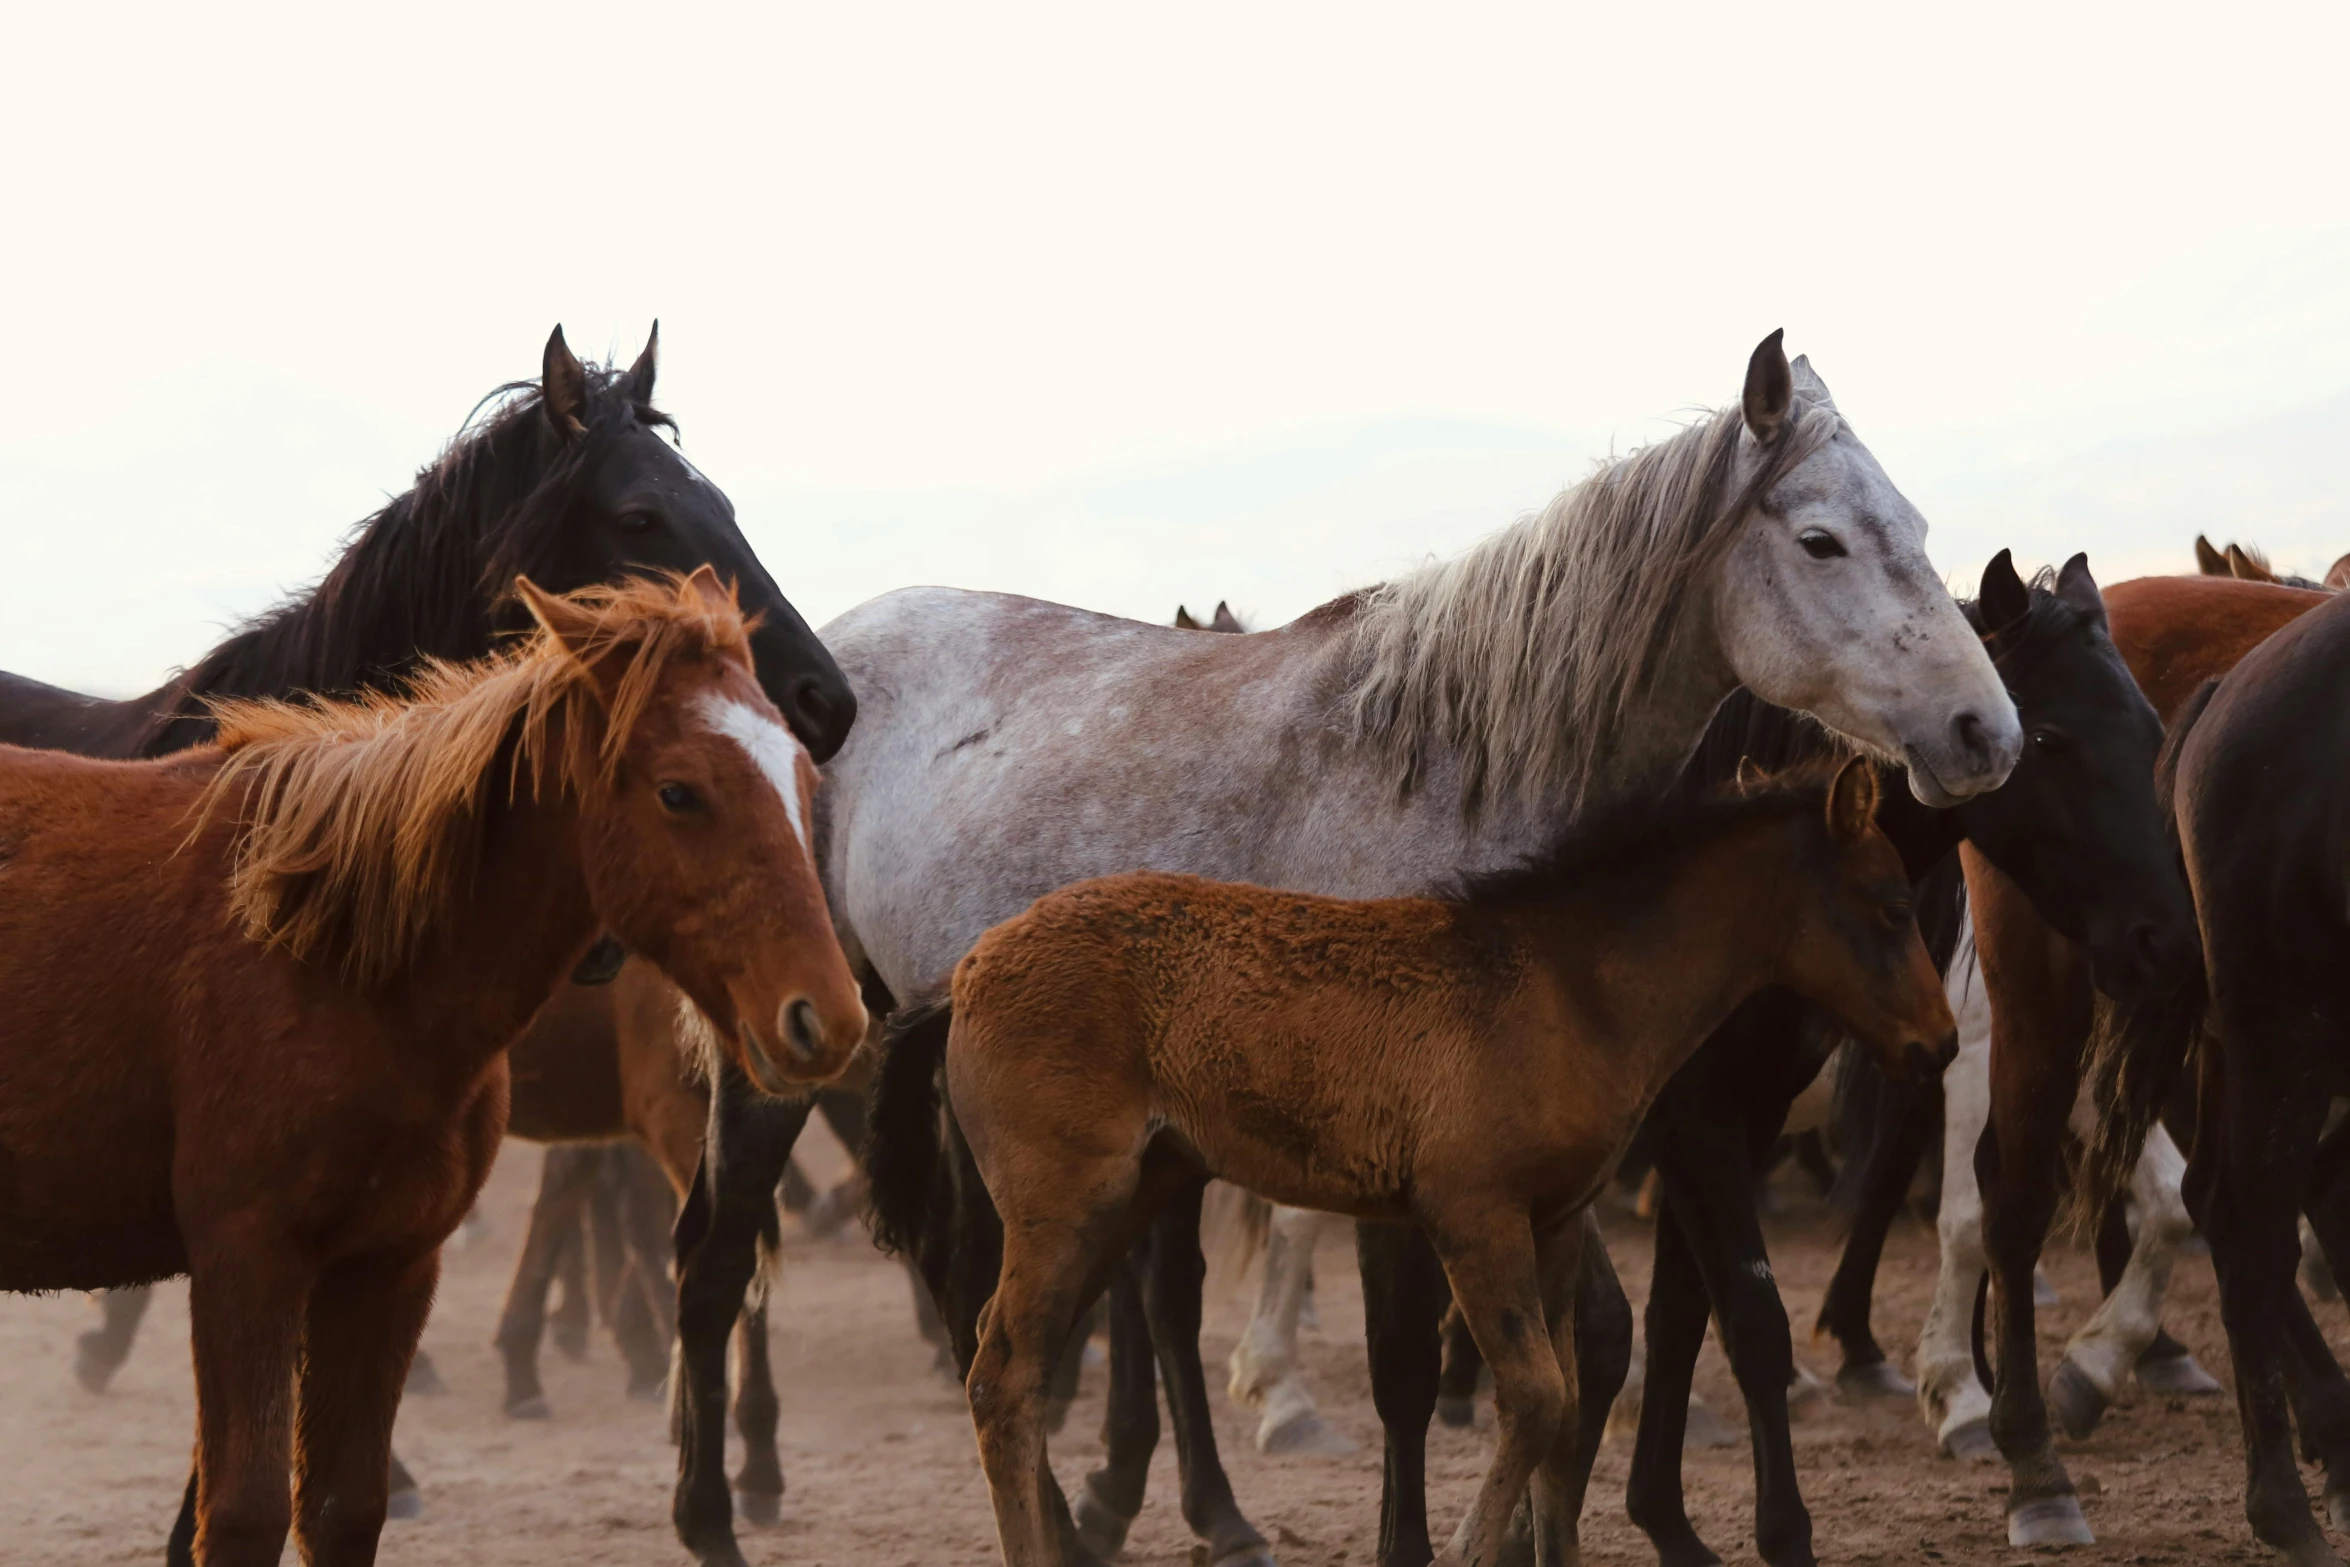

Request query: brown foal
[
  {"left": 920, "top": 757, "right": 1953, "bottom": 1567},
  {"left": 0, "top": 568, "right": 865, "bottom": 1567}
]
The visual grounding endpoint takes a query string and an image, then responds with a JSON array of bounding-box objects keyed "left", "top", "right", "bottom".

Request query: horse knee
[{"left": 1497, "top": 1357, "right": 1569, "bottom": 1453}]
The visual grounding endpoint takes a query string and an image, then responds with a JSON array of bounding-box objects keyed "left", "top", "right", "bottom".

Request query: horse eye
[
  {"left": 1882, "top": 901, "right": 1913, "bottom": 930},
  {"left": 617, "top": 510, "right": 658, "bottom": 534},
  {"left": 656, "top": 782, "right": 698, "bottom": 812},
  {"left": 1797, "top": 528, "right": 1847, "bottom": 560},
  {"left": 2030, "top": 727, "right": 2068, "bottom": 753}
]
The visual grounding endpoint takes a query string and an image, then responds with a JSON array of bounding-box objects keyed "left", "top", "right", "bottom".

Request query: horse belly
[{"left": 0, "top": 1133, "right": 185, "bottom": 1291}]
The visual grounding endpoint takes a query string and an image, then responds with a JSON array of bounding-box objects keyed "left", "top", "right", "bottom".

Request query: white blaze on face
[{"left": 698, "top": 693, "right": 812, "bottom": 852}]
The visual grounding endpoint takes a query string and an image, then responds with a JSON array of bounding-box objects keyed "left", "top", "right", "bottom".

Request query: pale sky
[{"left": 4, "top": 2, "right": 2346, "bottom": 693}]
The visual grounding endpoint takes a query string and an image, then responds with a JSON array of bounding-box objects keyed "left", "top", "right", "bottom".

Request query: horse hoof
[
  {"left": 386, "top": 1487, "right": 423, "bottom": 1522},
  {"left": 553, "top": 1329, "right": 591, "bottom": 1363},
  {"left": 2049, "top": 1360, "right": 2111, "bottom": 1441},
  {"left": 2277, "top": 1531, "right": 2346, "bottom": 1567},
  {"left": 1258, "top": 1412, "right": 1357, "bottom": 1456},
  {"left": 1073, "top": 1483, "right": 1135, "bottom": 1558},
  {"left": 2007, "top": 1495, "right": 2093, "bottom": 1547},
  {"left": 505, "top": 1394, "right": 552, "bottom": 1420},
  {"left": 72, "top": 1337, "right": 122, "bottom": 1396},
  {"left": 1835, "top": 1360, "right": 1915, "bottom": 1401},
  {"left": 2136, "top": 1352, "right": 2223, "bottom": 1397},
  {"left": 1683, "top": 1398, "right": 1742, "bottom": 1451},
  {"left": 734, "top": 1488, "right": 782, "bottom": 1527},
  {"left": 1940, "top": 1417, "right": 1999, "bottom": 1461},
  {"left": 1210, "top": 1544, "right": 1280, "bottom": 1567},
  {"left": 1436, "top": 1393, "right": 1477, "bottom": 1428},
  {"left": 627, "top": 1373, "right": 669, "bottom": 1403}
]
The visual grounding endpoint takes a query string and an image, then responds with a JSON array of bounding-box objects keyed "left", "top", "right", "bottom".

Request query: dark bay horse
[
  {"left": 1609, "top": 550, "right": 2197, "bottom": 1567},
  {"left": 2086, "top": 585, "right": 2350, "bottom": 1565},
  {"left": 872, "top": 760, "right": 1955, "bottom": 1567},
  {"left": 0, "top": 571, "right": 867, "bottom": 1567},
  {"left": 815, "top": 333, "right": 2020, "bottom": 1567}
]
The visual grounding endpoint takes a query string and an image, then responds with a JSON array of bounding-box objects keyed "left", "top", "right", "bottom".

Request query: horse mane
[
  {"left": 1346, "top": 395, "right": 1840, "bottom": 817},
  {"left": 191, "top": 572, "right": 749, "bottom": 987},
  {"left": 143, "top": 360, "right": 675, "bottom": 752},
  {"left": 1961, "top": 567, "right": 2095, "bottom": 674},
  {"left": 1447, "top": 764, "right": 1844, "bottom": 908}
]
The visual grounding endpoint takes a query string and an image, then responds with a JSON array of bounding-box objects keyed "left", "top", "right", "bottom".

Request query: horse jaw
[{"left": 1713, "top": 406, "right": 2020, "bottom": 805}]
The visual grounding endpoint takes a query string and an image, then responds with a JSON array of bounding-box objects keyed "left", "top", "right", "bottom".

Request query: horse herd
[{"left": 3, "top": 323, "right": 2348, "bottom": 1567}]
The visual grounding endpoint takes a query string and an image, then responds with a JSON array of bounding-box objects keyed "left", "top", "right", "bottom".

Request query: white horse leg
[
  {"left": 1917, "top": 932, "right": 1998, "bottom": 1459},
  {"left": 1226, "top": 1205, "right": 1355, "bottom": 1454}
]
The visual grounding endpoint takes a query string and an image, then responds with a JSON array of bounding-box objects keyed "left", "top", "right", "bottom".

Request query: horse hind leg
[
  {"left": 76, "top": 1286, "right": 153, "bottom": 1394},
  {"left": 1915, "top": 1003, "right": 1996, "bottom": 1459},
  {"left": 1073, "top": 1268, "right": 1160, "bottom": 1559},
  {"left": 495, "top": 1145, "right": 602, "bottom": 1419}
]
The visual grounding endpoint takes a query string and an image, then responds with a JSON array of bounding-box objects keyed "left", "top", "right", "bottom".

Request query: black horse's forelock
[{"left": 137, "top": 360, "right": 673, "bottom": 755}]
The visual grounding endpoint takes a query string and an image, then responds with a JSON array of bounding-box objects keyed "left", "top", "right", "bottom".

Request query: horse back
[
  {"left": 0, "top": 668, "right": 168, "bottom": 758},
  {"left": 2102, "top": 575, "right": 2326, "bottom": 722}
]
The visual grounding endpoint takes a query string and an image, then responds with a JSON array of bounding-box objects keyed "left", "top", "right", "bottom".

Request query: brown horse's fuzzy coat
[
  {"left": 928, "top": 761, "right": 1954, "bottom": 1567},
  {"left": 0, "top": 569, "right": 863, "bottom": 1567}
]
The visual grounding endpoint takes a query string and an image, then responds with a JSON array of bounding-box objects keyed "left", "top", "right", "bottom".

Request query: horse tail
[
  {"left": 1203, "top": 1183, "right": 1274, "bottom": 1300},
  {"left": 863, "top": 995, "right": 954, "bottom": 1259},
  {"left": 2078, "top": 679, "right": 2219, "bottom": 1217}
]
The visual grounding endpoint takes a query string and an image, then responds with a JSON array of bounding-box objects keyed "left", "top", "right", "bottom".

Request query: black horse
[
  {"left": 2087, "top": 588, "right": 2350, "bottom": 1566},
  {"left": 3, "top": 323, "right": 854, "bottom": 1563}
]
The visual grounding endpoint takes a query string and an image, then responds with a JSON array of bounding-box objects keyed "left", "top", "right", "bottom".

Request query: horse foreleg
[
  {"left": 1229, "top": 1204, "right": 1351, "bottom": 1454},
  {"left": 671, "top": 1069, "right": 811, "bottom": 1567},
  {"left": 292, "top": 1248, "right": 439, "bottom": 1567},
  {"left": 1623, "top": 1199, "right": 1728, "bottom": 1567},
  {"left": 1813, "top": 1068, "right": 1935, "bottom": 1398},
  {"left": 614, "top": 1144, "right": 680, "bottom": 1399},
  {"left": 731, "top": 1298, "right": 784, "bottom": 1524},
  {"left": 183, "top": 1247, "right": 310, "bottom": 1567},
  {"left": 567, "top": 1148, "right": 624, "bottom": 1360},
  {"left": 1916, "top": 1004, "right": 1995, "bottom": 1459},
  {"left": 1359, "top": 1220, "right": 1448, "bottom": 1567},
  {"left": 495, "top": 1144, "right": 601, "bottom": 1419}
]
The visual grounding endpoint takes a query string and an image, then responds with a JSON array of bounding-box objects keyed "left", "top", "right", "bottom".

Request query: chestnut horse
[
  {"left": 0, "top": 570, "right": 867, "bottom": 1567},
  {"left": 2086, "top": 586, "right": 2350, "bottom": 1565},
  {"left": 870, "top": 759, "right": 1956, "bottom": 1567}
]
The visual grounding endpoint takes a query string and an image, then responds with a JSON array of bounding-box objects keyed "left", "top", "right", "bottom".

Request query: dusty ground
[{"left": 0, "top": 1127, "right": 2308, "bottom": 1566}]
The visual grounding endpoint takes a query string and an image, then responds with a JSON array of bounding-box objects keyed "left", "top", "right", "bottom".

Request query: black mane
[
  {"left": 136, "top": 361, "right": 670, "bottom": 754},
  {"left": 1448, "top": 769, "right": 1841, "bottom": 909}
]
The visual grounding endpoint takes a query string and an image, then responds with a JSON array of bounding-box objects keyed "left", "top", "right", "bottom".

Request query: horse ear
[
  {"left": 2053, "top": 553, "right": 2106, "bottom": 627},
  {"left": 1788, "top": 354, "right": 1838, "bottom": 414},
  {"left": 1742, "top": 329, "right": 1792, "bottom": 445},
  {"left": 543, "top": 326, "right": 589, "bottom": 439},
  {"left": 2226, "top": 543, "right": 2278, "bottom": 584},
  {"left": 515, "top": 576, "right": 604, "bottom": 665},
  {"left": 1174, "top": 606, "right": 1201, "bottom": 630},
  {"left": 1211, "top": 601, "right": 1244, "bottom": 634},
  {"left": 1977, "top": 548, "right": 2031, "bottom": 634},
  {"left": 1735, "top": 756, "right": 1772, "bottom": 794},
  {"left": 621, "top": 321, "right": 658, "bottom": 405},
  {"left": 1827, "top": 755, "right": 1880, "bottom": 843},
  {"left": 680, "top": 563, "right": 736, "bottom": 613},
  {"left": 2194, "top": 535, "right": 2229, "bottom": 576},
  {"left": 2326, "top": 552, "right": 2350, "bottom": 592}
]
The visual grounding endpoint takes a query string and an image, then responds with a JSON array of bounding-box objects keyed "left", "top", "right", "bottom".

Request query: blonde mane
[
  {"left": 1348, "top": 397, "right": 1838, "bottom": 816},
  {"left": 193, "top": 573, "right": 754, "bottom": 985}
]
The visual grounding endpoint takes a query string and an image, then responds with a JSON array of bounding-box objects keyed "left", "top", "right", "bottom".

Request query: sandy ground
[{"left": 0, "top": 1125, "right": 2309, "bottom": 1566}]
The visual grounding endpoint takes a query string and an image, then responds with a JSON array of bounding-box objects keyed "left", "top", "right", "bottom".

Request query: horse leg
[
  {"left": 1814, "top": 1070, "right": 1934, "bottom": 1398},
  {"left": 563, "top": 1148, "right": 623, "bottom": 1361},
  {"left": 1359, "top": 1220, "right": 1449, "bottom": 1567},
  {"left": 1229, "top": 1205, "right": 1349, "bottom": 1454},
  {"left": 2194, "top": 1019, "right": 2340, "bottom": 1565},
  {"left": 1916, "top": 1011, "right": 1996, "bottom": 1458},
  {"left": 183, "top": 1250, "right": 309, "bottom": 1567},
  {"left": 1437, "top": 1302, "right": 1483, "bottom": 1427},
  {"left": 1136, "top": 1177, "right": 1276, "bottom": 1567},
  {"left": 495, "top": 1144, "right": 600, "bottom": 1419},
  {"left": 615, "top": 1145, "right": 680, "bottom": 1399},
  {"left": 1623, "top": 1200, "right": 1725, "bottom": 1567},
  {"left": 291, "top": 1248, "right": 439, "bottom": 1567},
  {"left": 1524, "top": 1207, "right": 1593, "bottom": 1567},
  {"left": 731, "top": 1299, "right": 784, "bottom": 1525},
  {"left": 672, "top": 1069, "right": 812, "bottom": 1567},
  {"left": 1419, "top": 1206, "right": 1562, "bottom": 1567},
  {"left": 1073, "top": 1267, "right": 1160, "bottom": 1558},
  {"left": 2298, "top": 1112, "right": 2350, "bottom": 1306},
  {"left": 76, "top": 1286, "right": 153, "bottom": 1394},
  {"left": 2050, "top": 1120, "right": 2214, "bottom": 1437},
  {"left": 1976, "top": 1068, "right": 2091, "bottom": 1545}
]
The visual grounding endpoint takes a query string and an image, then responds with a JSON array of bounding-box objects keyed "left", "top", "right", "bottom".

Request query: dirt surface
[{"left": 0, "top": 1129, "right": 2305, "bottom": 1566}]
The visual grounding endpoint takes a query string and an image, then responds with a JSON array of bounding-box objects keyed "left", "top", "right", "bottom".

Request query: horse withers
[
  {"left": 871, "top": 757, "right": 1954, "bottom": 1567},
  {"left": 0, "top": 569, "right": 865, "bottom": 1567}
]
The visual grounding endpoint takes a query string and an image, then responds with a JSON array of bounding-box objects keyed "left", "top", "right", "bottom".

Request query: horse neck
[
  {"left": 1579, "top": 614, "right": 1740, "bottom": 811},
  {"left": 1516, "top": 823, "right": 1804, "bottom": 1094},
  {"left": 387, "top": 783, "right": 597, "bottom": 1081}
]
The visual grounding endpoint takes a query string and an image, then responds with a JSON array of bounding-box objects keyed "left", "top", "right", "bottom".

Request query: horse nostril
[
  {"left": 1934, "top": 1033, "right": 1959, "bottom": 1070},
  {"left": 1952, "top": 710, "right": 1991, "bottom": 769},
  {"left": 781, "top": 999, "right": 822, "bottom": 1063},
  {"left": 786, "top": 675, "right": 855, "bottom": 759}
]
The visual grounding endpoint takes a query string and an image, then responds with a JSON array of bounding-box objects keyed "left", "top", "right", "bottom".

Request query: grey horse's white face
[{"left": 1714, "top": 347, "right": 2021, "bottom": 806}]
